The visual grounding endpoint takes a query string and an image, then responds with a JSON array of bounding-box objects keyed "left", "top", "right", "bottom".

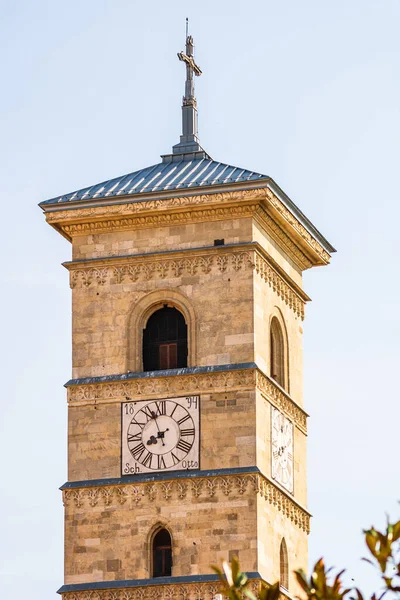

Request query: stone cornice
[
  {"left": 43, "top": 187, "right": 331, "bottom": 268},
  {"left": 62, "top": 470, "right": 311, "bottom": 533},
  {"left": 45, "top": 188, "right": 264, "bottom": 221},
  {"left": 264, "top": 192, "right": 331, "bottom": 265},
  {"left": 58, "top": 575, "right": 262, "bottom": 599},
  {"left": 256, "top": 371, "right": 308, "bottom": 432},
  {"left": 62, "top": 203, "right": 257, "bottom": 238},
  {"left": 66, "top": 364, "right": 308, "bottom": 434},
  {"left": 253, "top": 206, "right": 313, "bottom": 270},
  {"left": 61, "top": 466, "right": 259, "bottom": 489},
  {"left": 58, "top": 578, "right": 294, "bottom": 600},
  {"left": 65, "top": 243, "right": 308, "bottom": 320}
]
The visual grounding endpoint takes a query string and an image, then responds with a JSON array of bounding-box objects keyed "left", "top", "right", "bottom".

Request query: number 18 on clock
[{"left": 121, "top": 396, "right": 200, "bottom": 475}]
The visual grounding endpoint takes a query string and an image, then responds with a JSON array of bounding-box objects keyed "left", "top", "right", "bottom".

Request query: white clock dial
[
  {"left": 121, "top": 396, "right": 199, "bottom": 475},
  {"left": 271, "top": 408, "right": 294, "bottom": 494}
]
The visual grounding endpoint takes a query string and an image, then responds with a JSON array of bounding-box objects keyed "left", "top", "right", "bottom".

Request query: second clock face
[
  {"left": 271, "top": 408, "right": 294, "bottom": 494},
  {"left": 121, "top": 396, "right": 200, "bottom": 475}
]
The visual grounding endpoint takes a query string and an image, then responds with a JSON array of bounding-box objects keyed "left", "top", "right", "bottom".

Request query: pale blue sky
[{"left": 1, "top": 1, "right": 399, "bottom": 598}]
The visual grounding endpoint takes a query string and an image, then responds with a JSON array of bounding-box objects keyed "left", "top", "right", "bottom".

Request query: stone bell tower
[{"left": 40, "top": 29, "right": 334, "bottom": 600}]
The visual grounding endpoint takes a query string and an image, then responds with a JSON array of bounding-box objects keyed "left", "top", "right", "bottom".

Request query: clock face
[
  {"left": 271, "top": 408, "right": 294, "bottom": 494},
  {"left": 121, "top": 396, "right": 200, "bottom": 475}
]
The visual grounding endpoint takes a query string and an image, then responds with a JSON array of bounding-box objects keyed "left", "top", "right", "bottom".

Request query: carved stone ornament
[
  {"left": 60, "top": 579, "right": 266, "bottom": 600},
  {"left": 62, "top": 204, "right": 258, "bottom": 238},
  {"left": 256, "top": 371, "right": 308, "bottom": 433},
  {"left": 253, "top": 206, "right": 313, "bottom": 271},
  {"left": 44, "top": 186, "right": 330, "bottom": 267},
  {"left": 45, "top": 189, "right": 266, "bottom": 223},
  {"left": 68, "top": 246, "right": 306, "bottom": 320},
  {"left": 62, "top": 472, "right": 311, "bottom": 534},
  {"left": 266, "top": 192, "right": 331, "bottom": 264},
  {"left": 68, "top": 368, "right": 255, "bottom": 404},
  {"left": 67, "top": 366, "right": 307, "bottom": 433}
]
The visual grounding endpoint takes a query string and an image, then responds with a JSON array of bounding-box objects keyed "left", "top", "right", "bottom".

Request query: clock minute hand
[{"left": 151, "top": 411, "right": 165, "bottom": 446}]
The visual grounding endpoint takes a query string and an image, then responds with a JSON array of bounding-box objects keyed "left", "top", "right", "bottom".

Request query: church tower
[{"left": 40, "top": 31, "right": 334, "bottom": 600}]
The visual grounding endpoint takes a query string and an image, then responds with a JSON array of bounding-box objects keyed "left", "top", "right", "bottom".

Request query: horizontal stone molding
[
  {"left": 68, "top": 366, "right": 255, "bottom": 404},
  {"left": 59, "top": 577, "right": 262, "bottom": 599},
  {"left": 67, "top": 244, "right": 307, "bottom": 320},
  {"left": 253, "top": 253, "right": 305, "bottom": 319},
  {"left": 44, "top": 186, "right": 331, "bottom": 268},
  {"left": 256, "top": 371, "right": 308, "bottom": 433},
  {"left": 67, "top": 365, "right": 307, "bottom": 433},
  {"left": 62, "top": 471, "right": 310, "bottom": 534},
  {"left": 46, "top": 188, "right": 265, "bottom": 223},
  {"left": 62, "top": 204, "right": 257, "bottom": 238},
  {"left": 266, "top": 192, "right": 331, "bottom": 265},
  {"left": 254, "top": 206, "right": 313, "bottom": 271},
  {"left": 69, "top": 249, "right": 253, "bottom": 288}
]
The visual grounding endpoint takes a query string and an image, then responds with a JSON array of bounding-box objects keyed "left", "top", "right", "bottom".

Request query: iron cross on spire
[
  {"left": 177, "top": 33, "right": 202, "bottom": 107},
  {"left": 171, "top": 22, "right": 204, "bottom": 156}
]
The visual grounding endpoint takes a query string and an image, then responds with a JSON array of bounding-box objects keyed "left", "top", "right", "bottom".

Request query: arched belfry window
[
  {"left": 152, "top": 528, "right": 172, "bottom": 578},
  {"left": 143, "top": 306, "right": 188, "bottom": 372},
  {"left": 280, "top": 538, "right": 289, "bottom": 590},
  {"left": 270, "top": 317, "right": 285, "bottom": 389}
]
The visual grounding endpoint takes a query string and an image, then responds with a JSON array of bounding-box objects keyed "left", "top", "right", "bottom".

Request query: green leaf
[
  {"left": 392, "top": 520, "right": 400, "bottom": 541},
  {"left": 244, "top": 590, "right": 257, "bottom": 600},
  {"left": 231, "top": 555, "right": 240, "bottom": 584},
  {"left": 222, "top": 560, "right": 234, "bottom": 587},
  {"left": 365, "top": 532, "right": 378, "bottom": 557}
]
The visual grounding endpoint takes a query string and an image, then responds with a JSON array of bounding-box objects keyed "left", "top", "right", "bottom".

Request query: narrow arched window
[
  {"left": 152, "top": 528, "right": 172, "bottom": 578},
  {"left": 143, "top": 306, "right": 188, "bottom": 371},
  {"left": 280, "top": 538, "right": 289, "bottom": 590},
  {"left": 270, "top": 317, "right": 285, "bottom": 388}
]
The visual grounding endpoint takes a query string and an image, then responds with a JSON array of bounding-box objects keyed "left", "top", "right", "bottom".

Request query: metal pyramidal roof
[
  {"left": 42, "top": 27, "right": 269, "bottom": 206},
  {"left": 42, "top": 156, "right": 267, "bottom": 205}
]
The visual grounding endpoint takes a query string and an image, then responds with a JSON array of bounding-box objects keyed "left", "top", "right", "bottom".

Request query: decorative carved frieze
[
  {"left": 44, "top": 186, "right": 330, "bottom": 268},
  {"left": 62, "top": 472, "right": 311, "bottom": 533},
  {"left": 68, "top": 246, "right": 306, "bottom": 320},
  {"left": 68, "top": 368, "right": 255, "bottom": 404},
  {"left": 69, "top": 251, "right": 253, "bottom": 289},
  {"left": 59, "top": 577, "right": 294, "bottom": 600},
  {"left": 46, "top": 188, "right": 265, "bottom": 223},
  {"left": 67, "top": 367, "right": 307, "bottom": 433},
  {"left": 62, "top": 204, "right": 258, "bottom": 237},
  {"left": 256, "top": 371, "right": 308, "bottom": 433},
  {"left": 266, "top": 193, "right": 331, "bottom": 265},
  {"left": 253, "top": 206, "right": 312, "bottom": 271},
  {"left": 60, "top": 580, "right": 249, "bottom": 600},
  {"left": 253, "top": 254, "right": 305, "bottom": 319}
]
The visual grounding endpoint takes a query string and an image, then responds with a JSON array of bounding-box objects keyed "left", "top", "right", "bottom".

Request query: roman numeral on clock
[
  {"left": 171, "top": 452, "right": 180, "bottom": 466},
  {"left": 180, "top": 428, "right": 195, "bottom": 437},
  {"left": 128, "top": 432, "right": 142, "bottom": 443},
  {"left": 177, "top": 414, "right": 190, "bottom": 426},
  {"left": 130, "top": 442, "right": 146, "bottom": 461},
  {"left": 141, "top": 406, "right": 154, "bottom": 421},
  {"left": 142, "top": 451, "right": 153, "bottom": 468},
  {"left": 176, "top": 439, "right": 192, "bottom": 453},
  {"left": 157, "top": 455, "right": 167, "bottom": 469},
  {"left": 169, "top": 403, "right": 178, "bottom": 418},
  {"left": 155, "top": 401, "right": 166, "bottom": 416}
]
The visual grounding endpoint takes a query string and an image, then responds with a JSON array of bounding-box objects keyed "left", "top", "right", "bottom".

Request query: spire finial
[{"left": 172, "top": 20, "right": 204, "bottom": 156}]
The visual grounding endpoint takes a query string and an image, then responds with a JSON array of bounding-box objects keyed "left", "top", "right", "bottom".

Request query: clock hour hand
[
  {"left": 157, "top": 428, "right": 169, "bottom": 441},
  {"left": 150, "top": 410, "right": 166, "bottom": 446}
]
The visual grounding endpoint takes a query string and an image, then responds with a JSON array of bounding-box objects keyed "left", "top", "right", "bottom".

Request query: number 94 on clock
[{"left": 121, "top": 395, "right": 200, "bottom": 475}]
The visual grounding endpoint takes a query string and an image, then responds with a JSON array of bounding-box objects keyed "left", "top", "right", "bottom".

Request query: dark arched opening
[
  {"left": 270, "top": 317, "right": 285, "bottom": 389},
  {"left": 280, "top": 538, "right": 289, "bottom": 589},
  {"left": 143, "top": 306, "right": 188, "bottom": 371},
  {"left": 152, "top": 528, "right": 172, "bottom": 578}
]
